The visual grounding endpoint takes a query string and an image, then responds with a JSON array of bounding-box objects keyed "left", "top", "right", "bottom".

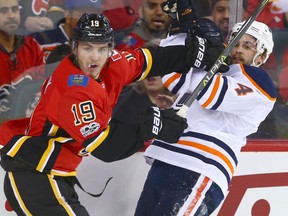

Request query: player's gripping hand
[
  {"left": 189, "top": 18, "right": 224, "bottom": 43},
  {"left": 140, "top": 106, "right": 188, "bottom": 143},
  {"left": 161, "top": 0, "right": 177, "bottom": 20},
  {"left": 161, "top": 0, "right": 194, "bottom": 34},
  {"left": 185, "top": 33, "right": 229, "bottom": 72}
]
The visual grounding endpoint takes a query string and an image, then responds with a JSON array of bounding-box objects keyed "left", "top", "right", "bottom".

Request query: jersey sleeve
[
  {"left": 197, "top": 64, "right": 277, "bottom": 124},
  {"left": 114, "top": 43, "right": 191, "bottom": 84}
]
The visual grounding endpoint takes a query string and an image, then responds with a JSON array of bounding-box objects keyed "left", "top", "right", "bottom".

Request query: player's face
[
  {"left": 212, "top": 0, "right": 230, "bottom": 37},
  {"left": 230, "top": 34, "right": 263, "bottom": 65},
  {"left": 75, "top": 42, "right": 110, "bottom": 80},
  {"left": 0, "top": 0, "right": 20, "bottom": 35},
  {"left": 140, "top": 0, "right": 170, "bottom": 34}
]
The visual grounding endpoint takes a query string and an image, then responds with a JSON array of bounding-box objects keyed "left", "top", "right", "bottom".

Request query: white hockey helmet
[{"left": 229, "top": 20, "right": 274, "bottom": 66}]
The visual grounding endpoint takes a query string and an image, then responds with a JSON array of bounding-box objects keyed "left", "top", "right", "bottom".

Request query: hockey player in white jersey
[{"left": 135, "top": 1, "right": 277, "bottom": 216}]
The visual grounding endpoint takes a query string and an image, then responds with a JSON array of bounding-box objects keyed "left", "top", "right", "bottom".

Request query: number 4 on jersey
[{"left": 235, "top": 83, "right": 253, "bottom": 96}]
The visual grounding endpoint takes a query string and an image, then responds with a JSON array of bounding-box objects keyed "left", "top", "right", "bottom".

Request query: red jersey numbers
[
  {"left": 235, "top": 83, "right": 253, "bottom": 96},
  {"left": 71, "top": 101, "right": 100, "bottom": 137}
]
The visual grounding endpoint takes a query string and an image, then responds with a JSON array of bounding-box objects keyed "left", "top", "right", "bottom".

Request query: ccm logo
[
  {"left": 194, "top": 36, "right": 206, "bottom": 68},
  {"left": 152, "top": 107, "right": 161, "bottom": 135}
]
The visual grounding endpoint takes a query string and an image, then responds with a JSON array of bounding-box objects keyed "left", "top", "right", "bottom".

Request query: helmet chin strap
[{"left": 251, "top": 50, "right": 265, "bottom": 67}]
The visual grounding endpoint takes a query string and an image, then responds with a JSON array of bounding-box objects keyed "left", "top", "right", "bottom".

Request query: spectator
[
  {"left": 116, "top": 0, "right": 170, "bottom": 50},
  {"left": 194, "top": 0, "right": 213, "bottom": 19},
  {"left": 18, "top": 0, "right": 54, "bottom": 33},
  {"left": 0, "top": 12, "right": 226, "bottom": 215},
  {"left": 134, "top": 2, "right": 276, "bottom": 215},
  {"left": 211, "top": 0, "right": 248, "bottom": 42},
  {"left": 122, "top": 0, "right": 142, "bottom": 16},
  {"left": 211, "top": 0, "right": 230, "bottom": 41},
  {"left": 247, "top": 0, "right": 288, "bottom": 30},
  {"left": 0, "top": 0, "right": 44, "bottom": 119},
  {"left": 46, "top": 0, "right": 66, "bottom": 27},
  {"left": 101, "top": 1, "right": 139, "bottom": 32}
]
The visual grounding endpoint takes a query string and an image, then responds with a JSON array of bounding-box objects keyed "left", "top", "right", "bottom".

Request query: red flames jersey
[
  {"left": 0, "top": 35, "right": 44, "bottom": 87},
  {"left": 247, "top": 0, "right": 286, "bottom": 29},
  {"left": 24, "top": 49, "right": 148, "bottom": 174}
]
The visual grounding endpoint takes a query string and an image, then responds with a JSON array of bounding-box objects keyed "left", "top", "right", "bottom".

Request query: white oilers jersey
[{"left": 144, "top": 34, "right": 277, "bottom": 195}]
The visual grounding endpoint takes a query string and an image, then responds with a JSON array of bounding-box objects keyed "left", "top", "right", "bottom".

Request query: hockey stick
[{"left": 176, "top": 0, "right": 269, "bottom": 118}]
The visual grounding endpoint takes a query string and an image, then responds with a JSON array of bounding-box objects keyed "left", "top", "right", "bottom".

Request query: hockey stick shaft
[{"left": 176, "top": 0, "right": 269, "bottom": 118}]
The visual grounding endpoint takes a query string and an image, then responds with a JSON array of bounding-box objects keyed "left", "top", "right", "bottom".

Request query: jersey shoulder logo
[{"left": 68, "top": 74, "right": 89, "bottom": 87}]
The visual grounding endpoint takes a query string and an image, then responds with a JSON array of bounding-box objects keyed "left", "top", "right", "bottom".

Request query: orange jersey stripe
[
  {"left": 178, "top": 140, "right": 235, "bottom": 174},
  {"left": 163, "top": 73, "right": 182, "bottom": 89},
  {"left": 202, "top": 75, "right": 221, "bottom": 108}
]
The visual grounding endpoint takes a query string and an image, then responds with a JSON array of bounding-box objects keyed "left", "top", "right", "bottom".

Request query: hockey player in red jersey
[{"left": 0, "top": 12, "right": 228, "bottom": 215}]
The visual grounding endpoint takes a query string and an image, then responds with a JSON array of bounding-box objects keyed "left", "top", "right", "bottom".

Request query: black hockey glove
[
  {"left": 161, "top": 0, "right": 195, "bottom": 35},
  {"left": 189, "top": 18, "right": 224, "bottom": 43},
  {"left": 140, "top": 106, "right": 188, "bottom": 143},
  {"left": 185, "top": 33, "right": 229, "bottom": 72},
  {"left": 161, "top": 0, "right": 177, "bottom": 20}
]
